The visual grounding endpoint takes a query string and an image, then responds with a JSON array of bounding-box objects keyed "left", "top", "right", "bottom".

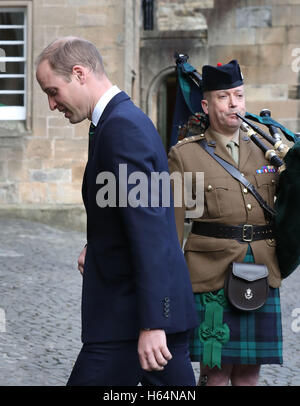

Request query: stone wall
[
  {"left": 156, "top": 0, "right": 213, "bottom": 31},
  {"left": 0, "top": 0, "right": 139, "bottom": 229},
  {"left": 140, "top": 0, "right": 214, "bottom": 125},
  {"left": 140, "top": 29, "right": 208, "bottom": 125},
  {"left": 204, "top": 0, "right": 300, "bottom": 131},
  {"left": 151, "top": 0, "right": 300, "bottom": 132},
  {"left": 1, "top": 0, "right": 300, "bottom": 229}
]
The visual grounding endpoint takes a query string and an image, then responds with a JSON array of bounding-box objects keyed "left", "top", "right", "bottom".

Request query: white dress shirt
[{"left": 91, "top": 85, "right": 121, "bottom": 126}]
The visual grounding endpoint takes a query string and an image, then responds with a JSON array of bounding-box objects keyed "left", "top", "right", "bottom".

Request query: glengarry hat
[{"left": 202, "top": 60, "right": 243, "bottom": 92}]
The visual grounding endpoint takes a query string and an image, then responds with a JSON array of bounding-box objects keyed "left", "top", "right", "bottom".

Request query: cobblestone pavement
[{"left": 0, "top": 218, "right": 299, "bottom": 386}]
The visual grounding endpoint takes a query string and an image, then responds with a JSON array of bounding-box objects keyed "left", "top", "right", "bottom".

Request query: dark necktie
[{"left": 88, "top": 122, "right": 96, "bottom": 159}]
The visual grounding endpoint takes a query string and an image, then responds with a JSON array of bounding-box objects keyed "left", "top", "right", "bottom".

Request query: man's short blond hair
[{"left": 36, "top": 36, "right": 105, "bottom": 81}]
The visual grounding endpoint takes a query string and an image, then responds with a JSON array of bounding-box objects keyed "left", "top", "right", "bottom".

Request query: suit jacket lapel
[
  {"left": 85, "top": 91, "right": 130, "bottom": 163},
  {"left": 99, "top": 91, "right": 130, "bottom": 125},
  {"left": 82, "top": 91, "right": 131, "bottom": 208}
]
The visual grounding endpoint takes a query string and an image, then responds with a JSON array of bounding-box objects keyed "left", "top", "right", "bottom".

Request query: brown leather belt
[{"left": 191, "top": 222, "right": 274, "bottom": 243}]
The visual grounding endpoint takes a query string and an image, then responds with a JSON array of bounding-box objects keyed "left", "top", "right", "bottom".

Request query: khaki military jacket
[{"left": 168, "top": 127, "right": 282, "bottom": 293}]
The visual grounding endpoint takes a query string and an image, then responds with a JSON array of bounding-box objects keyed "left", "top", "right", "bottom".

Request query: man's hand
[
  {"left": 77, "top": 245, "right": 87, "bottom": 275},
  {"left": 138, "top": 329, "right": 172, "bottom": 371}
]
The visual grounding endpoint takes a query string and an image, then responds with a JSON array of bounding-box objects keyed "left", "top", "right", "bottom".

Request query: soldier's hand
[{"left": 77, "top": 245, "right": 87, "bottom": 275}]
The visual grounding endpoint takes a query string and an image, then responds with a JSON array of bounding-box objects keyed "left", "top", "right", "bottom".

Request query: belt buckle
[{"left": 242, "top": 224, "right": 253, "bottom": 242}]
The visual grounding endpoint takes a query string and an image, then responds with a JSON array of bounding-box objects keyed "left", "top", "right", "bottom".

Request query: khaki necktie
[{"left": 227, "top": 140, "right": 239, "bottom": 165}]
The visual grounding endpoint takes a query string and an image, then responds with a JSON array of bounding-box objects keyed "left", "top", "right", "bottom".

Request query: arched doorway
[
  {"left": 146, "top": 66, "right": 177, "bottom": 152},
  {"left": 157, "top": 71, "right": 177, "bottom": 152}
]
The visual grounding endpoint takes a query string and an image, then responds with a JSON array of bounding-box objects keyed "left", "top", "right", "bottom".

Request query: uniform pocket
[
  {"left": 202, "top": 177, "right": 232, "bottom": 219},
  {"left": 183, "top": 235, "right": 230, "bottom": 286},
  {"left": 254, "top": 173, "right": 277, "bottom": 206}
]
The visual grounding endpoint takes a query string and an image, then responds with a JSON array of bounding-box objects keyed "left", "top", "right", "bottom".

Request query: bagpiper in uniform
[{"left": 168, "top": 60, "right": 283, "bottom": 386}]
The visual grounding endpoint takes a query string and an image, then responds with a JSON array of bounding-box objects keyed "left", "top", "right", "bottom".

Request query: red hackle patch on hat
[{"left": 217, "top": 62, "right": 222, "bottom": 66}]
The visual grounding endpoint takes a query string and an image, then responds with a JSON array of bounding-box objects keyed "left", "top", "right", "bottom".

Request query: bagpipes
[{"left": 171, "top": 53, "right": 300, "bottom": 279}]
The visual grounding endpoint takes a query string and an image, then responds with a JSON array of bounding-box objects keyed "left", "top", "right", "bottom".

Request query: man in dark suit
[{"left": 36, "top": 37, "right": 198, "bottom": 386}]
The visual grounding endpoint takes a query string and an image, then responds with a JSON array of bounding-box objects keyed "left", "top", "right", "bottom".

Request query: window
[
  {"left": 142, "top": 0, "right": 154, "bottom": 30},
  {"left": 0, "top": 7, "right": 26, "bottom": 120}
]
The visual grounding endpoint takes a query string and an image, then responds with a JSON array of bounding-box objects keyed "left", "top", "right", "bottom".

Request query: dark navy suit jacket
[{"left": 81, "top": 91, "right": 198, "bottom": 343}]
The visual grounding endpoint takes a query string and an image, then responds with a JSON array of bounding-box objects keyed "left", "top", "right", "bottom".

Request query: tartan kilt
[{"left": 189, "top": 246, "right": 283, "bottom": 365}]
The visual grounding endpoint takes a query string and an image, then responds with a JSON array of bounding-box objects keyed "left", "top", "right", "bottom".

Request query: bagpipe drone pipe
[{"left": 171, "top": 53, "right": 300, "bottom": 278}]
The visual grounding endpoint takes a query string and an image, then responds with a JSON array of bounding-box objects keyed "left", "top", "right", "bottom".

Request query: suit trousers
[{"left": 67, "top": 330, "right": 195, "bottom": 386}]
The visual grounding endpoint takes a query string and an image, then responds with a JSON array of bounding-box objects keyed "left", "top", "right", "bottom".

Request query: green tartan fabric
[{"left": 189, "top": 245, "right": 283, "bottom": 365}]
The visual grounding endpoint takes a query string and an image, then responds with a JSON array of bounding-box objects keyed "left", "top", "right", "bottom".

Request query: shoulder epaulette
[{"left": 174, "top": 133, "right": 205, "bottom": 148}]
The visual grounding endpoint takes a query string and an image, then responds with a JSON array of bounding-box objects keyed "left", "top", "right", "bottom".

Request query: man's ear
[
  {"left": 72, "top": 65, "right": 87, "bottom": 84},
  {"left": 201, "top": 99, "right": 209, "bottom": 115}
]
